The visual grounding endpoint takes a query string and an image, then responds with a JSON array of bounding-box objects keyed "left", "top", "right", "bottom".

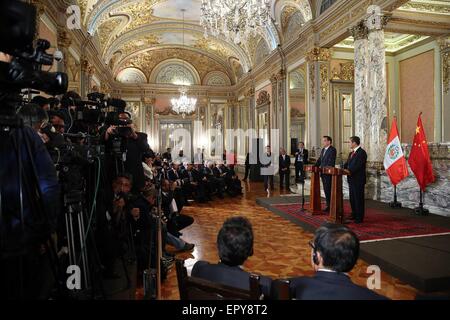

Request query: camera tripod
[
  {"left": 63, "top": 189, "right": 105, "bottom": 298},
  {"left": 143, "top": 170, "right": 163, "bottom": 300}
]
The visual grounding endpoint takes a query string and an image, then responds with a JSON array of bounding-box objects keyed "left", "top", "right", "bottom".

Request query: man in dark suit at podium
[
  {"left": 315, "top": 136, "right": 336, "bottom": 212},
  {"left": 294, "top": 142, "right": 308, "bottom": 183},
  {"left": 343, "top": 136, "right": 367, "bottom": 224}
]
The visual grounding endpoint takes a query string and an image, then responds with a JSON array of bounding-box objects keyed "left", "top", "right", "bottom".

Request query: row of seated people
[
  {"left": 143, "top": 156, "right": 243, "bottom": 204},
  {"left": 190, "top": 218, "right": 388, "bottom": 300}
]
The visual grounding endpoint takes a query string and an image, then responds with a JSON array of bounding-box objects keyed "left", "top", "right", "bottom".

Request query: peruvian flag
[
  {"left": 408, "top": 113, "right": 435, "bottom": 191},
  {"left": 383, "top": 117, "right": 408, "bottom": 185}
]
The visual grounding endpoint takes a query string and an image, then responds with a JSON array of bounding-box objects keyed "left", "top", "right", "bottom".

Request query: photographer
[
  {"left": 101, "top": 111, "right": 153, "bottom": 192},
  {"left": 17, "top": 102, "right": 49, "bottom": 143},
  {"left": 0, "top": 108, "right": 61, "bottom": 299}
]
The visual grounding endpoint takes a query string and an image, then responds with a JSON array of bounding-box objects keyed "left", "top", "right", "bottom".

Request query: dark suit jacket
[
  {"left": 162, "top": 152, "right": 172, "bottom": 161},
  {"left": 279, "top": 154, "right": 291, "bottom": 173},
  {"left": 344, "top": 147, "right": 367, "bottom": 185},
  {"left": 191, "top": 261, "right": 272, "bottom": 298},
  {"left": 168, "top": 168, "right": 181, "bottom": 182},
  {"left": 213, "top": 166, "right": 227, "bottom": 178},
  {"left": 315, "top": 146, "right": 337, "bottom": 168},
  {"left": 294, "top": 148, "right": 309, "bottom": 164},
  {"left": 290, "top": 271, "right": 388, "bottom": 300}
]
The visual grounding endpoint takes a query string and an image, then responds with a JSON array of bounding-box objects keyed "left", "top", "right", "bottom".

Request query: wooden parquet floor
[{"left": 161, "top": 180, "right": 418, "bottom": 300}]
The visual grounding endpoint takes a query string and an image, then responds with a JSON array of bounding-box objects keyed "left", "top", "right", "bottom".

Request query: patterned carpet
[{"left": 270, "top": 202, "right": 450, "bottom": 242}]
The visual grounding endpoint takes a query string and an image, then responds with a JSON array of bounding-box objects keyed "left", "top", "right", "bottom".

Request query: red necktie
[{"left": 351, "top": 151, "right": 356, "bottom": 158}]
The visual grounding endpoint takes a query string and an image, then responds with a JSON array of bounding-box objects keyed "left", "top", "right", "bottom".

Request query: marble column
[
  {"left": 277, "top": 69, "right": 288, "bottom": 150},
  {"left": 80, "top": 58, "right": 90, "bottom": 98},
  {"left": 306, "top": 48, "right": 331, "bottom": 155},
  {"left": 349, "top": 21, "right": 370, "bottom": 154},
  {"left": 365, "top": 5, "right": 389, "bottom": 163},
  {"left": 270, "top": 73, "right": 278, "bottom": 137},
  {"left": 57, "top": 28, "right": 72, "bottom": 74}
]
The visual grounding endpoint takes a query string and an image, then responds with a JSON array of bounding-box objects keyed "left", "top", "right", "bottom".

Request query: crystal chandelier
[
  {"left": 171, "top": 9, "right": 197, "bottom": 118},
  {"left": 200, "top": 0, "right": 272, "bottom": 45},
  {"left": 171, "top": 86, "right": 197, "bottom": 118}
]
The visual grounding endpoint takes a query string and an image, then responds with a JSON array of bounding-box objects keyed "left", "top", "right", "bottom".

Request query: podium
[
  {"left": 321, "top": 167, "right": 349, "bottom": 224},
  {"left": 304, "top": 165, "right": 321, "bottom": 213}
]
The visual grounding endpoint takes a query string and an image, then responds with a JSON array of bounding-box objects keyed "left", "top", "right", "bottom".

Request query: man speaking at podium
[
  {"left": 315, "top": 136, "right": 336, "bottom": 212},
  {"left": 343, "top": 136, "right": 367, "bottom": 224}
]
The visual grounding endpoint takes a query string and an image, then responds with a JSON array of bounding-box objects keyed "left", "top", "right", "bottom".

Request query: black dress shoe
[{"left": 175, "top": 243, "right": 195, "bottom": 253}]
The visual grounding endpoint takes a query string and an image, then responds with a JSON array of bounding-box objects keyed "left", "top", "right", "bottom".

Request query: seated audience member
[
  {"left": 161, "top": 179, "right": 194, "bottom": 236},
  {"left": 191, "top": 217, "right": 272, "bottom": 298},
  {"left": 290, "top": 223, "right": 388, "bottom": 300},
  {"left": 182, "top": 162, "right": 207, "bottom": 203},
  {"left": 225, "top": 163, "right": 242, "bottom": 196}
]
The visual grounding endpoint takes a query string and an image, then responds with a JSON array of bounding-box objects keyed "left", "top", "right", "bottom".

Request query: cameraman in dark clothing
[
  {"left": 101, "top": 111, "right": 153, "bottom": 192},
  {"left": 0, "top": 123, "right": 60, "bottom": 299}
]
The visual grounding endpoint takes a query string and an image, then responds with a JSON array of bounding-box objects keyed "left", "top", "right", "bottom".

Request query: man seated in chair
[
  {"left": 289, "top": 223, "right": 387, "bottom": 300},
  {"left": 191, "top": 217, "right": 272, "bottom": 298}
]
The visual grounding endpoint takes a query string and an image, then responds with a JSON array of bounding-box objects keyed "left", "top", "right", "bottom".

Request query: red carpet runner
[{"left": 271, "top": 202, "right": 450, "bottom": 242}]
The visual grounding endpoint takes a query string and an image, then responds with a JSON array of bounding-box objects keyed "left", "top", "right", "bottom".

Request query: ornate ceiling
[
  {"left": 76, "top": 0, "right": 314, "bottom": 85},
  {"left": 335, "top": 32, "right": 430, "bottom": 53}
]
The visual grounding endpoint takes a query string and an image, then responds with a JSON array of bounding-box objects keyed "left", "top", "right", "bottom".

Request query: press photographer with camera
[
  {"left": 0, "top": 0, "right": 68, "bottom": 299},
  {"left": 101, "top": 110, "right": 154, "bottom": 192}
]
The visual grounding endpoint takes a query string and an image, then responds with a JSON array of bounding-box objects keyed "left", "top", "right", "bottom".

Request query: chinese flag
[{"left": 408, "top": 113, "right": 435, "bottom": 191}]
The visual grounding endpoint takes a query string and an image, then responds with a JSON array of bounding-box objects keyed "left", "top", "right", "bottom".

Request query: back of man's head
[
  {"left": 217, "top": 216, "right": 254, "bottom": 267},
  {"left": 313, "top": 223, "right": 359, "bottom": 273},
  {"left": 18, "top": 103, "right": 48, "bottom": 129}
]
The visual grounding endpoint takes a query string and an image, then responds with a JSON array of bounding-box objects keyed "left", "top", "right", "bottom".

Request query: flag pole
[
  {"left": 414, "top": 189, "right": 429, "bottom": 215},
  {"left": 389, "top": 185, "right": 402, "bottom": 208}
]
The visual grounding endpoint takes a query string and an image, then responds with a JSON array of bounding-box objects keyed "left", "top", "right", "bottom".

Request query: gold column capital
[
  {"left": 57, "top": 28, "right": 72, "bottom": 49},
  {"left": 349, "top": 20, "right": 368, "bottom": 40},
  {"left": 306, "top": 47, "right": 332, "bottom": 62}
]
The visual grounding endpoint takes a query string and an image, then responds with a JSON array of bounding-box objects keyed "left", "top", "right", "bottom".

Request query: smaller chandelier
[{"left": 171, "top": 86, "right": 197, "bottom": 118}]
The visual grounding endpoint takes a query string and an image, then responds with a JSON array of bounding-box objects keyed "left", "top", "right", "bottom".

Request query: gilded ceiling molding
[
  {"left": 281, "top": 5, "right": 298, "bottom": 32},
  {"left": 87, "top": 0, "right": 161, "bottom": 34},
  {"left": 331, "top": 62, "right": 354, "bottom": 81},
  {"left": 399, "top": 1, "right": 450, "bottom": 15},
  {"left": 103, "top": 23, "right": 252, "bottom": 72},
  {"left": 306, "top": 47, "right": 332, "bottom": 62},
  {"left": 118, "top": 48, "right": 231, "bottom": 84}
]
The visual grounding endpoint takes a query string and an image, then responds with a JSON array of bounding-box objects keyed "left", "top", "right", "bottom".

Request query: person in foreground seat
[
  {"left": 191, "top": 216, "right": 272, "bottom": 298},
  {"left": 290, "top": 223, "right": 388, "bottom": 300}
]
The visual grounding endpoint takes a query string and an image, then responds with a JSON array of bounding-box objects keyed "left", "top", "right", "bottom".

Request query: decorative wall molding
[
  {"left": 319, "top": 64, "right": 329, "bottom": 100},
  {"left": 256, "top": 90, "right": 270, "bottom": 106}
]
